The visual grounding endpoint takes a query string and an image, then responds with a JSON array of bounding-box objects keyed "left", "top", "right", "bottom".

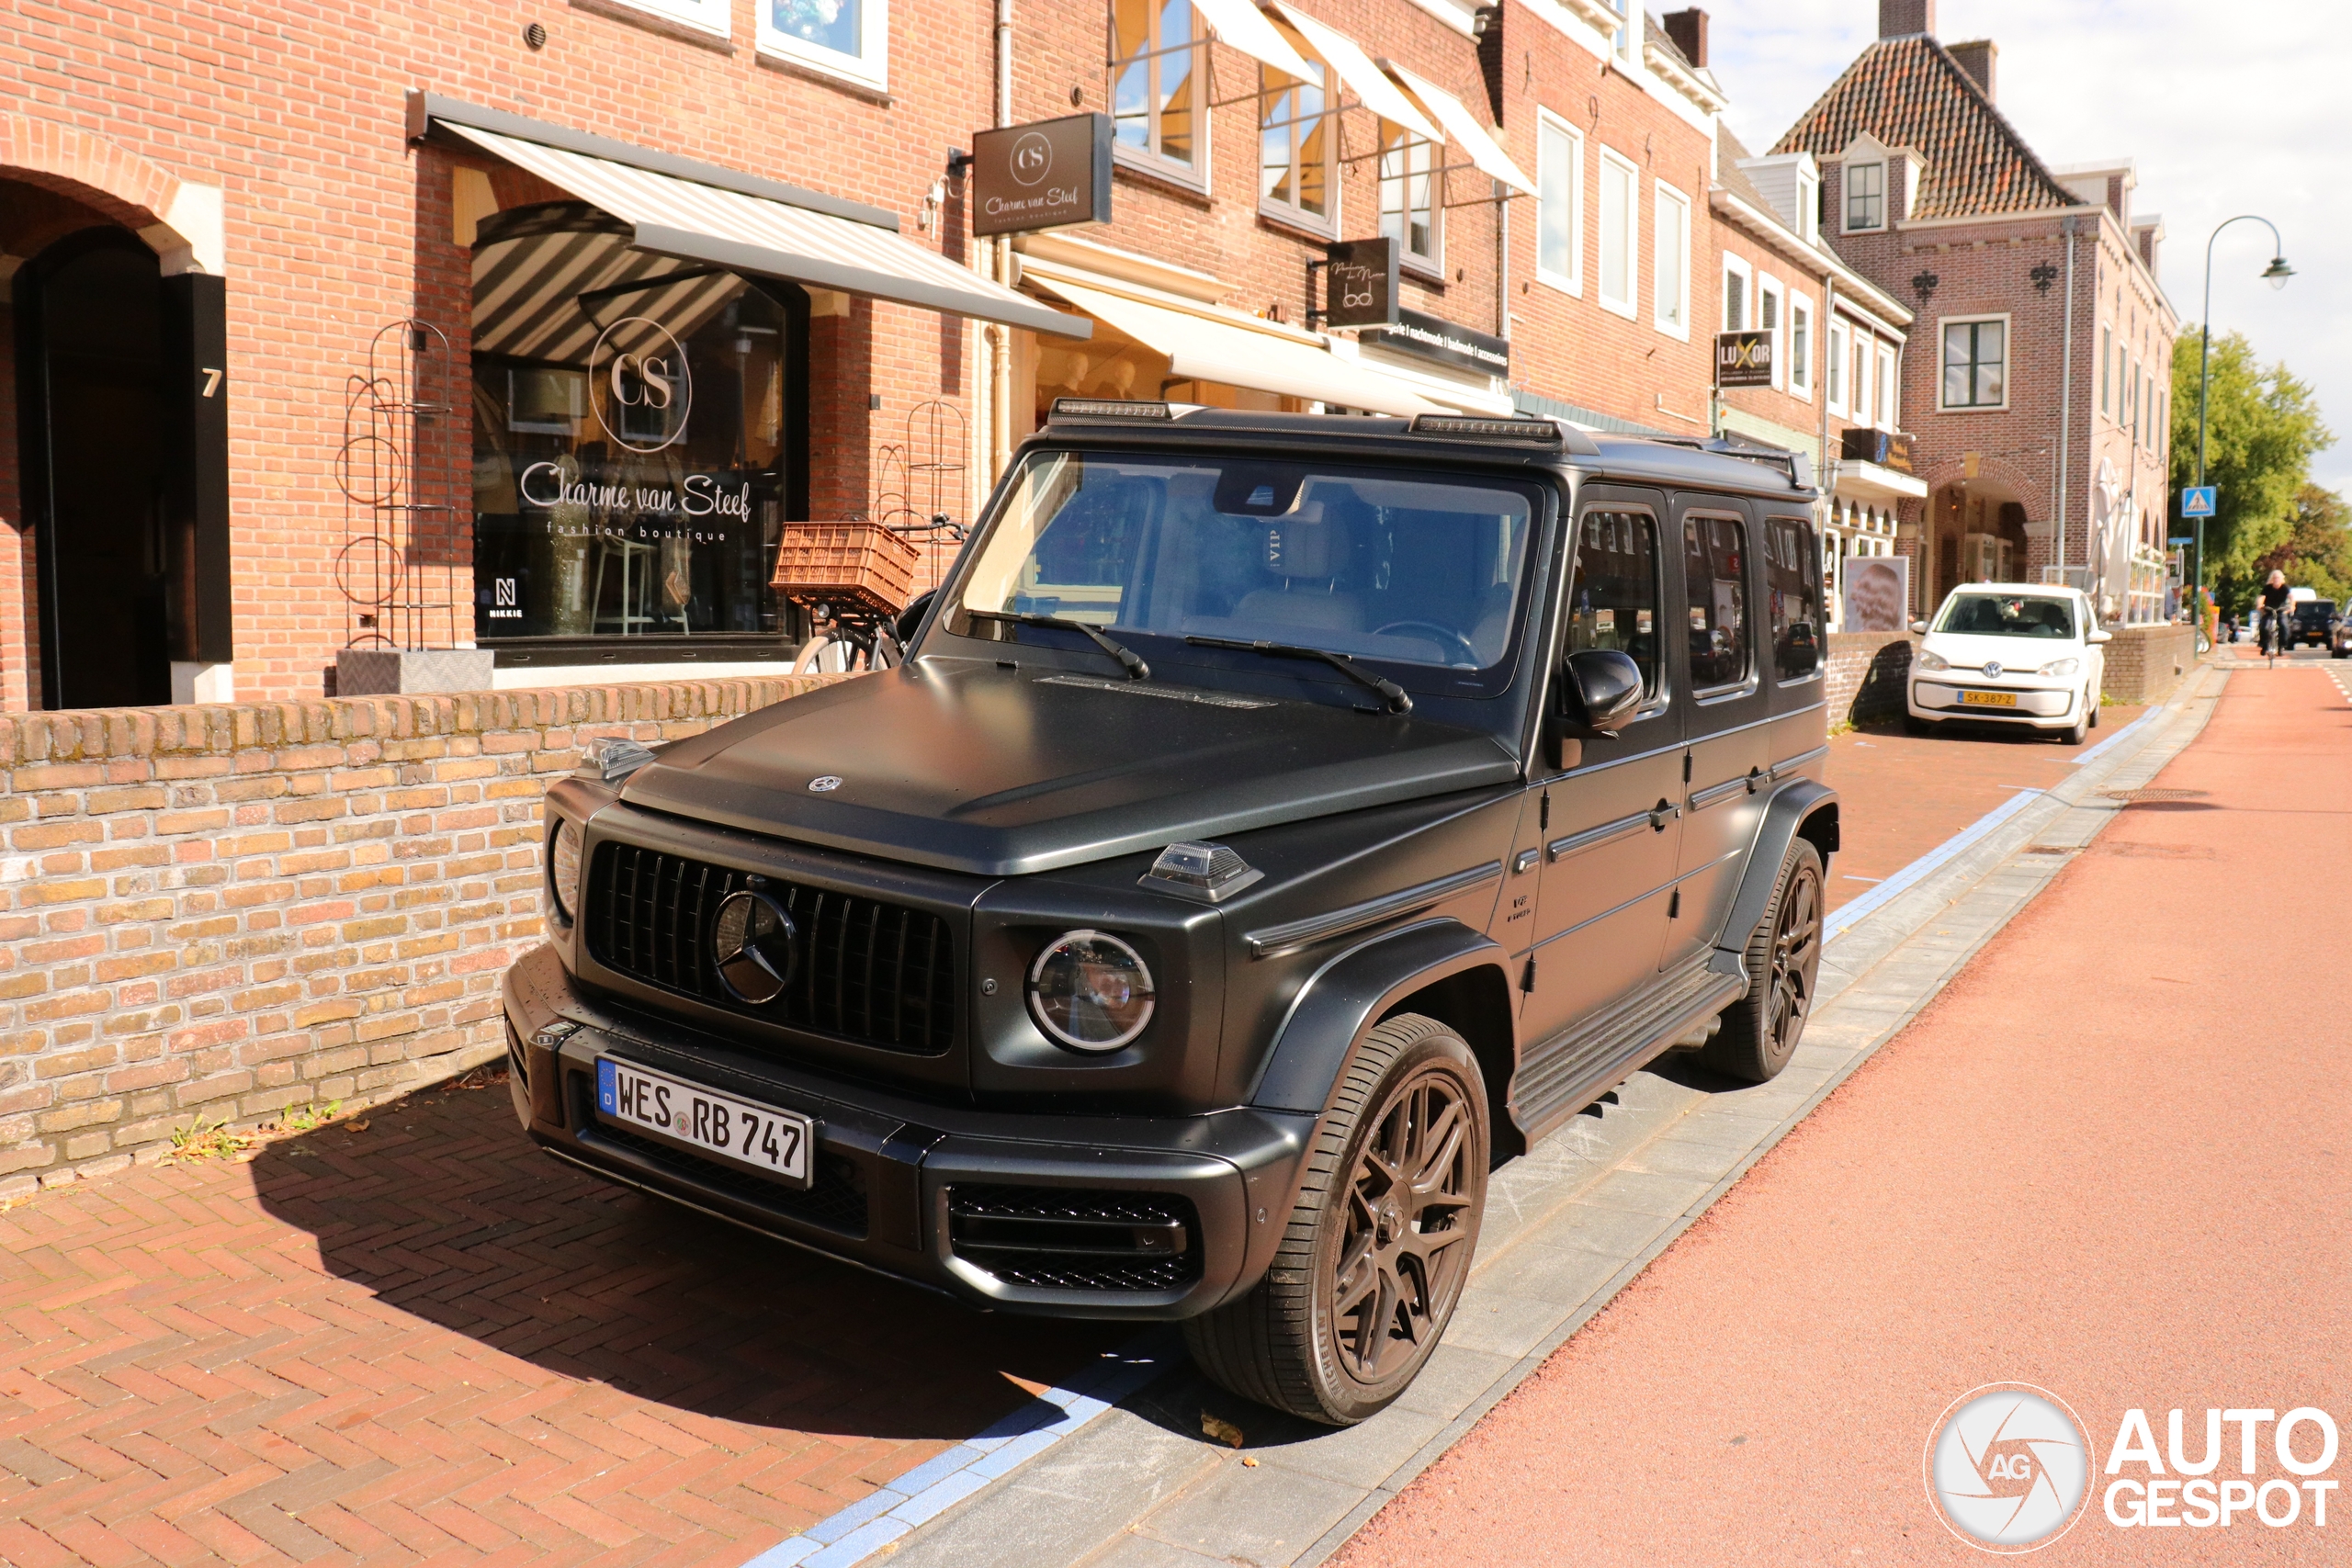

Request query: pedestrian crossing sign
[{"left": 2180, "top": 486, "right": 2217, "bottom": 518}]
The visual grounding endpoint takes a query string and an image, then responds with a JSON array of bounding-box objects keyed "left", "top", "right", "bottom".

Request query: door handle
[
  {"left": 1513, "top": 847, "right": 1541, "bottom": 874},
  {"left": 1648, "top": 799, "right": 1679, "bottom": 831}
]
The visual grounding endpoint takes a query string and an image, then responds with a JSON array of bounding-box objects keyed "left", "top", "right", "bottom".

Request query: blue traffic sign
[{"left": 2180, "top": 486, "right": 2217, "bottom": 518}]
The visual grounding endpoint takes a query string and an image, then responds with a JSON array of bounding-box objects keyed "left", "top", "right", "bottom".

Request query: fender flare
[
  {"left": 1248, "top": 918, "right": 1510, "bottom": 1117},
  {"left": 1711, "top": 778, "right": 1838, "bottom": 983}
]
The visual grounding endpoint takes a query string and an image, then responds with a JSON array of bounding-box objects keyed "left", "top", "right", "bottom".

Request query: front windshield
[
  {"left": 1934, "top": 592, "right": 2079, "bottom": 639},
  {"left": 949, "top": 449, "right": 1538, "bottom": 688}
]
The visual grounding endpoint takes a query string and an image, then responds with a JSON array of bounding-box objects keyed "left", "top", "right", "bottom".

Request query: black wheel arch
[{"left": 1713, "top": 780, "right": 1838, "bottom": 987}]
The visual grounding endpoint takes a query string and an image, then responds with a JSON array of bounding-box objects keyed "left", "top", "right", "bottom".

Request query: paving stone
[
  {"left": 1388, "top": 1342, "right": 1516, "bottom": 1421},
  {"left": 1252, "top": 1405, "right": 1447, "bottom": 1490},
  {"left": 1136, "top": 1455, "right": 1363, "bottom": 1562},
  {"left": 1437, "top": 1289, "right": 1583, "bottom": 1359},
  {"left": 1481, "top": 1236, "right": 1623, "bottom": 1311},
  {"left": 1570, "top": 1168, "right": 1717, "bottom": 1218}
]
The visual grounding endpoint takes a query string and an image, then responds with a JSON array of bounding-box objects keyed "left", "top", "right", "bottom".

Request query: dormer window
[
  {"left": 1846, "top": 162, "right": 1885, "bottom": 231},
  {"left": 1797, "top": 169, "right": 1820, "bottom": 244}
]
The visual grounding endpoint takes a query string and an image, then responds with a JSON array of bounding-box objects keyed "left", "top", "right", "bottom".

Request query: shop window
[
  {"left": 759, "top": 0, "right": 888, "bottom": 90},
  {"left": 1845, "top": 162, "right": 1884, "bottom": 231},
  {"left": 1536, "top": 110, "right": 1581, "bottom": 292},
  {"left": 469, "top": 206, "right": 802, "bottom": 649},
  {"left": 1378, "top": 123, "right": 1441, "bottom": 269},
  {"left": 1114, "top": 0, "right": 1204, "bottom": 183},
  {"left": 1260, "top": 44, "right": 1332, "bottom": 229},
  {"left": 1766, "top": 515, "right": 1821, "bottom": 680},
  {"left": 1653, "top": 183, "right": 1690, "bottom": 338},
  {"left": 1683, "top": 514, "right": 1749, "bottom": 691},
  {"left": 1598, "top": 150, "right": 1636, "bottom": 318},
  {"left": 1567, "top": 510, "right": 1660, "bottom": 696}
]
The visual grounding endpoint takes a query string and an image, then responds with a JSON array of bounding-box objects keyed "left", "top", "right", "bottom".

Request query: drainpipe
[{"left": 2055, "top": 215, "right": 2076, "bottom": 581}]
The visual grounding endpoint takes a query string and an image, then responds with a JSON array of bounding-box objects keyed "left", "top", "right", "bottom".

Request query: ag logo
[
  {"left": 1010, "top": 130, "right": 1053, "bottom": 186},
  {"left": 1926, "top": 1383, "right": 2093, "bottom": 1552},
  {"left": 588, "top": 316, "right": 693, "bottom": 453},
  {"left": 711, "top": 889, "right": 796, "bottom": 1005}
]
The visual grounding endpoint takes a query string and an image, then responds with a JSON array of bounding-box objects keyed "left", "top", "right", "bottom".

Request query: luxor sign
[
  {"left": 971, "top": 113, "right": 1113, "bottom": 237},
  {"left": 1714, "top": 329, "right": 1772, "bottom": 389}
]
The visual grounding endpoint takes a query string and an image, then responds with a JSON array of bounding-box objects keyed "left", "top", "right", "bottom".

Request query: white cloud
[{"left": 1702, "top": 0, "right": 2348, "bottom": 494}]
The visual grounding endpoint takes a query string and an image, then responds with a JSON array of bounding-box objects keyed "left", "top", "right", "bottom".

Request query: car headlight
[
  {"left": 1916, "top": 647, "right": 1951, "bottom": 671},
  {"left": 549, "top": 818, "right": 582, "bottom": 923},
  {"left": 1027, "top": 930, "right": 1155, "bottom": 1051},
  {"left": 2038, "top": 656, "right": 2080, "bottom": 677}
]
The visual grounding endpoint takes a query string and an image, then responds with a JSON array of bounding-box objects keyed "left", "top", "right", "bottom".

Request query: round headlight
[
  {"left": 549, "top": 818, "right": 582, "bottom": 923},
  {"left": 1027, "top": 931, "right": 1155, "bottom": 1052}
]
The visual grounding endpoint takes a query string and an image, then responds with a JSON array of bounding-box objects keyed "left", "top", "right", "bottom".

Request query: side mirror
[
  {"left": 894, "top": 589, "right": 938, "bottom": 649},
  {"left": 2087, "top": 628, "right": 2113, "bottom": 645},
  {"left": 1909, "top": 619, "right": 1928, "bottom": 634},
  {"left": 1560, "top": 649, "right": 1645, "bottom": 734}
]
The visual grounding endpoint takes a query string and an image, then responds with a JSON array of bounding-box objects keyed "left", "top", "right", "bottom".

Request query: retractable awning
[
  {"left": 1189, "top": 0, "right": 1317, "bottom": 81},
  {"left": 1022, "top": 265, "right": 1441, "bottom": 416},
  {"left": 1265, "top": 2, "right": 1442, "bottom": 143},
  {"left": 418, "top": 98, "right": 1087, "bottom": 340},
  {"left": 1383, "top": 63, "right": 1537, "bottom": 197}
]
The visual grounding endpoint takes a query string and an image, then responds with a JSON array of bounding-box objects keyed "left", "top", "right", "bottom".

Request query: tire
[
  {"left": 1703, "top": 839, "right": 1824, "bottom": 1084},
  {"left": 2089, "top": 696, "right": 2100, "bottom": 729},
  {"left": 2060, "top": 701, "right": 2089, "bottom": 745},
  {"left": 1184, "top": 1014, "right": 1488, "bottom": 1427}
]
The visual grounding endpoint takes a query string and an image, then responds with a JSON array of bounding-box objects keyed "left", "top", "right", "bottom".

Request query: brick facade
[
  {"left": 2098, "top": 622, "right": 2194, "bottom": 705},
  {"left": 1824, "top": 628, "right": 1917, "bottom": 726},
  {"left": 0, "top": 674, "right": 838, "bottom": 1196}
]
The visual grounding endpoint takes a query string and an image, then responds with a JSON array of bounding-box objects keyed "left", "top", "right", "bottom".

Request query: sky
[{"left": 1700, "top": 0, "right": 2348, "bottom": 498}]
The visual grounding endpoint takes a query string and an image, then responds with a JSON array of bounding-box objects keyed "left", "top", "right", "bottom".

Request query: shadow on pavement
[{"left": 249, "top": 1067, "right": 1121, "bottom": 1443}]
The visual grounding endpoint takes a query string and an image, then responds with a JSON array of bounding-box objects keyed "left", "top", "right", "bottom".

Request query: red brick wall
[
  {"left": 1825, "top": 628, "right": 1916, "bottom": 725},
  {"left": 0, "top": 674, "right": 844, "bottom": 1196}
]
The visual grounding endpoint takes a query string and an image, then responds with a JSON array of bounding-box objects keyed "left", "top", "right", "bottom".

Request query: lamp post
[{"left": 2192, "top": 215, "right": 2292, "bottom": 617}]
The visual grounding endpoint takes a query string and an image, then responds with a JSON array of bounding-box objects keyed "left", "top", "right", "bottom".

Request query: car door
[
  {"left": 1521, "top": 491, "right": 1683, "bottom": 1050},
  {"left": 1660, "top": 495, "right": 1770, "bottom": 973}
]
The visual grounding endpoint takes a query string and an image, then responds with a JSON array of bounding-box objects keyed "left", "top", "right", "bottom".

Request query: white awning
[
  {"left": 1023, "top": 268, "right": 1441, "bottom": 416},
  {"left": 1384, "top": 63, "right": 1537, "bottom": 196},
  {"left": 1265, "top": 2, "right": 1442, "bottom": 143},
  {"left": 1190, "top": 0, "right": 1317, "bottom": 81},
  {"left": 440, "top": 120, "right": 1088, "bottom": 339}
]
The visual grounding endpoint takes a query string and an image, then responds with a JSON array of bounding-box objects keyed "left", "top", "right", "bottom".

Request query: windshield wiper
[
  {"left": 969, "top": 610, "right": 1150, "bottom": 681},
  {"left": 1184, "top": 636, "right": 1413, "bottom": 715}
]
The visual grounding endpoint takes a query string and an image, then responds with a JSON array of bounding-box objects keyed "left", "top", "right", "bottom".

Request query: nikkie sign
[{"left": 970, "top": 114, "right": 1114, "bottom": 237}]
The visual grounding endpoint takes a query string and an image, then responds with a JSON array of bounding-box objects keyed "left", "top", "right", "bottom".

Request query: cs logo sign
[{"left": 589, "top": 317, "right": 693, "bottom": 453}]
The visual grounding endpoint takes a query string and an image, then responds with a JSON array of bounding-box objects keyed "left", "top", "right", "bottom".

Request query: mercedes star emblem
[
  {"left": 711, "top": 889, "right": 797, "bottom": 1004},
  {"left": 808, "top": 775, "right": 842, "bottom": 793}
]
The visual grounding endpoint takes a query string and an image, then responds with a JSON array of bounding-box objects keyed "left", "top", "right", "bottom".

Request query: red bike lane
[{"left": 1338, "top": 664, "right": 2352, "bottom": 1566}]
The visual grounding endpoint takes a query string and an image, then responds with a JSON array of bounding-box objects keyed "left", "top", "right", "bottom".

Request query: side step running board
[{"left": 1510, "top": 956, "right": 1748, "bottom": 1145}]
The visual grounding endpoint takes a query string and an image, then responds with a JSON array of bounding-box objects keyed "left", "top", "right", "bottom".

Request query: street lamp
[{"left": 2192, "top": 216, "right": 2291, "bottom": 617}]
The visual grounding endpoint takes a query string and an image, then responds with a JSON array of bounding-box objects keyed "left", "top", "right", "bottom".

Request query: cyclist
[{"left": 2257, "top": 570, "right": 2294, "bottom": 657}]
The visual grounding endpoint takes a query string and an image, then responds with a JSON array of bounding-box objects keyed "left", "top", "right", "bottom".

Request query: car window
[
  {"left": 1683, "top": 514, "right": 1750, "bottom": 690},
  {"left": 1764, "top": 515, "right": 1821, "bottom": 681},
  {"left": 954, "top": 451, "right": 1539, "bottom": 684},
  {"left": 1566, "top": 510, "right": 1661, "bottom": 696},
  {"left": 1935, "top": 592, "right": 2077, "bottom": 638}
]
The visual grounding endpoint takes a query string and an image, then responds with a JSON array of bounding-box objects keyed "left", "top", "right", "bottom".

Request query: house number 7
[{"left": 200, "top": 368, "right": 222, "bottom": 397}]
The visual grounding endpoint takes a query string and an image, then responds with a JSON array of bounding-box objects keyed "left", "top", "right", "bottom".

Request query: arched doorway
[{"left": 15, "top": 227, "right": 173, "bottom": 707}]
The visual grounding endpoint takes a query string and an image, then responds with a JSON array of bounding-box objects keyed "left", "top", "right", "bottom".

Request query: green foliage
[
  {"left": 2252, "top": 485, "right": 2352, "bottom": 604},
  {"left": 2172, "top": 330, "right": 2334, "bottom": 614}
]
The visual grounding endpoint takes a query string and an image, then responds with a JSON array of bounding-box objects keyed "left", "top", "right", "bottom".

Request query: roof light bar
[
  {"left": 1408, "top": 413, "right": 1566, "bottom": 446},
  {"left": 1049, "top": 398, "right": 1173, "bottom": 421}
]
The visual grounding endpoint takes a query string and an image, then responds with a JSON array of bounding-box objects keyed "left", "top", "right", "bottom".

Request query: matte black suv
[{"left": 503, "top": 404, "right": 1838, "bottom": 1426}]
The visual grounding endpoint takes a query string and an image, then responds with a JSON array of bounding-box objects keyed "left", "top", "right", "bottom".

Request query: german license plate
[
  {"left": 594, "top": 1058, "right": 814, "bottom": 1187},
  {"left": 1960, "top": 690, "right": 2018, "bottom": 708}
]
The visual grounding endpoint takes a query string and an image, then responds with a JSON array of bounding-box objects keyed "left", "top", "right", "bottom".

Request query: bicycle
[
  {"left": 2258, "top": 604, "right": 2295, "bottom": 661},
  {"left": 785, "top": 516, "right": 962, "bottom": 674}
]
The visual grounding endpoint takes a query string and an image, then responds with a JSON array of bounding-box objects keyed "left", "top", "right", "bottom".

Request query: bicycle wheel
[{"left": 792, "top": 635, "right": 854, "bottom": 674}]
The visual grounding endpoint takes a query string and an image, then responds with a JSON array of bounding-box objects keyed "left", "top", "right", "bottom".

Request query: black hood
[{"left": 618, "top": 664, "right": 1521, "bottom": 876}]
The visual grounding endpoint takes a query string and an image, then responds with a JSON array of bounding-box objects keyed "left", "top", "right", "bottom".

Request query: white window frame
[
  {"left": 1111, "top": 0, "right": 1207, "bottom": 188},
  {"left": 758, "top": 0, "right": 887, "bottom": 90},
  {"left": 1378, "top": 121, "right": 1442, "bottom": 274},
  {"left": 1826, "top": 318, "right": 1849, "bottom": 413},
  {"left": 1605, "top": 0, "right": 1634, "bottom": 67},
  {"left": 615, "top": 0, "right": 731, "bottom": 39},
  {"left": 1534, "top": 108, "right": 1582, "bottom": 295},
  {"left": 1258, "top": 45, "right": 1335, "bottom": 233},
  {"left": 1652, "top": 180, "right": 1690, "bottom": 339},
  {"left": 1757, "top": 272, "right": 1784, "bottom": 389},
  {"left": 1876, "top": 341, "right": 1898, "bottom": 426},
  {"left": 1939, "top": 313, "right": 2009, "bottom": 412},
  {"left": 1596, "top": 147, "right": 1638, "bottom": 320},
  {"left": 1720, "top": 253, "right": 1751, "bottom": 333},
  {"left": 1844, "top": 161, "right": 1886, "bottom": 232},
  {"left": 2098, "top": 323, "right": 2112, "bottom": 417},
  {"left": 1851, "top": 331, "right": 1873, "bottom": 428},
  {"left": 1788, "top": 291, "right": 1814, "bottom": 400},
  {"left": 1796, "top": 169, "right": 1819, "bottom": 244}
]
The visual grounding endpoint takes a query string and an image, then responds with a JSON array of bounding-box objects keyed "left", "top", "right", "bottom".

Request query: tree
[
  {"left": 2170, "top": 330, "right": 2335, "bottom": 614},
  {"left": 2252, "top": 485, "right": 2352, "bottom": 604}
]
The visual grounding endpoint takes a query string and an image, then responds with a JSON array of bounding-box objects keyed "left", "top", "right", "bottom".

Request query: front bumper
[
  {"left": 1908, "top": 677, "right": 2080, "bottom": 727},
  {"left": 502, "top": 944, "right": 1312, "bottom": 1319}
]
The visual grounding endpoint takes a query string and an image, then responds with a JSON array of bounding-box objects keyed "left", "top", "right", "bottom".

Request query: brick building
[{"left": 1774, "top": 0, "right": 2177, "bottom": 624}]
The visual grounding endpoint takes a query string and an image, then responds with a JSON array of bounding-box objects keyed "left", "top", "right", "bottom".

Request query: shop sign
[
  {"left": 1714, "top": 330, "right": 1772, "bottom": 389},
  {"left": 971, "top": 113, "right": 1113, "bottom": 237},
  {"left": 517, "top": 460, "right": 755, "bottom": 536},
  {"left": 1320, "top": 238, "right": 1398, "bottom": 329},
  {"left": 1360, "top": 307, "right": 1510, "bottom": 377},
  {"left": 1840, "top": 426, "right": 1916, "bottom": 473},
  {"left": 589, "top": 317, "right": 694, "bottom": 453}
]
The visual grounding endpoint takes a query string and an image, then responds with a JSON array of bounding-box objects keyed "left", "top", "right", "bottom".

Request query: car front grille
[
  {"left": 587, "top": 841, "right": 956, "bottom": 1055},
  {"left": 946, "top": 1185, "right": 1202, "bottom": 1292}
]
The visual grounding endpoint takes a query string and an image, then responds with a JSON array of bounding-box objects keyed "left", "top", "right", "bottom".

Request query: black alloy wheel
[
  {"left": 1705, "top": 838, "right": 1825, "bottom": 1083},
  {"left": 1185, "top": 1013, "right": 1488, "bottom": 1426}
]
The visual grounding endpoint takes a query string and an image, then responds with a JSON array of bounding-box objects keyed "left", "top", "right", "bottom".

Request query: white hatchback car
[{"left": 1905, "top": 583, "right": 2110, "bottom": 744}]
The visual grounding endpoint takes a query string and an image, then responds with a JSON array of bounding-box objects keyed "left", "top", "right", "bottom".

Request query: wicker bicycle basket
[{"left": 770, "top": 522, "right": 922, "bottom": 615}]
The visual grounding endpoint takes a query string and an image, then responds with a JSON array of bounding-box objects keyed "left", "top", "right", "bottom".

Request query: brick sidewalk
[{"left": 0, "top": 1071, "right": 1117, "bottom": 1567}]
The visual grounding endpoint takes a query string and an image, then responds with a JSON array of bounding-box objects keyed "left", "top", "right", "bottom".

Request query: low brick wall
[
  {"left": 1826, "top": 630, "right": 1917, "bottom": 727},
  {"left": 0, "top": 675, "right": 842, "bottom": 1197},
  {"left": 2102, "top": 624, "right": 2197, "bottom": 705}
]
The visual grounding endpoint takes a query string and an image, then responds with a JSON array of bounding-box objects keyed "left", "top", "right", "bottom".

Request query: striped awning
[
  {"left": 471, "top": 213, "right": 750, "bottom": 366},
  {"left": 439, "top": 118, "right": 1088, "bottom": 339}
]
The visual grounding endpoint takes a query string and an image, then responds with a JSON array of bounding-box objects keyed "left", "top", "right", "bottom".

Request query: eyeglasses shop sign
[{"left": 971, "top": 113, "right": 1113, "bottom": 237}]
